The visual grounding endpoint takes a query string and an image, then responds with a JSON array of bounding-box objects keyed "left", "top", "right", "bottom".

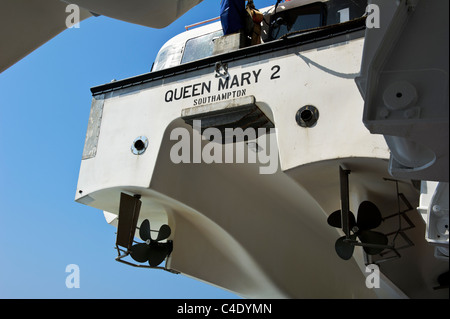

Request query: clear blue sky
[{"left": 0, "top": 0, "right": 278, "bottom": 299}]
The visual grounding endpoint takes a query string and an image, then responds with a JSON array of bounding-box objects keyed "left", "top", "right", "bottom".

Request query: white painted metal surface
[{"left": 356, "top": 0, "right": 449, "bottom": 182}]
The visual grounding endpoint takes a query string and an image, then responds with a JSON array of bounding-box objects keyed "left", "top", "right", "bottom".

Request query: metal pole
[{"left": 339, "top": 165, "right": 351, "bottom": 238}]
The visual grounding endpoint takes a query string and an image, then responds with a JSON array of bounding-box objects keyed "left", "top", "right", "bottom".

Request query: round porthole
[
  {"left": 131, "top": 136, "right": 148, "bottom": 155},
  {"left": 296, "top": 105, "right": 319, "bottom": 128}
]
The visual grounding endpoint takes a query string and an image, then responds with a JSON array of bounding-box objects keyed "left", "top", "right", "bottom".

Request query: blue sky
[{"left": 0, "top": 0, "right": 278, "bottom": 299}]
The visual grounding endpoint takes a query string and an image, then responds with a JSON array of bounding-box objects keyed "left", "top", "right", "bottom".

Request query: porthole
[
  {"left": 296, "top": 105, "right": 319, "bottom": 128},
  {"left": 131, "top": 136, "right": 148, "bottom": 155}
]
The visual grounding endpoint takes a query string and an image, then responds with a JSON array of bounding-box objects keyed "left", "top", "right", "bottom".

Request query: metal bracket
[
  {"left": 114, "top": 242, "right": 179, "bottom": 274},
  {"left": 215, "top": 61, "right": 229, "bottom": 78},
  {"left": 366, "top": 179, "right": 417, "bottom": 264},
  {"left": 339, "top": 166, "right": 351, "bottom": 239}
]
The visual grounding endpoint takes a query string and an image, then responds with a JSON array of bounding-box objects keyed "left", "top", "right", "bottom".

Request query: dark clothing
[{"left": 220, "top": 0, "right": 246, "bottom": 35}]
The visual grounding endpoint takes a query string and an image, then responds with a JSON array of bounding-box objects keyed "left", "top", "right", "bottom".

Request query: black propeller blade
[
  {"left": 335, "top": 234, "right": 357, "bottom": 260},
  {"left": 328, "top": 201, "right": 388, "bottom": 260},
  {"left": 355, "top": 201, "right": 382, "bottom": 231},
  {"left": 327, "top": 210, "right": 356, "bottom": 229},
  {"left": 358, "top": 230, "right": 388, "bottom": 255},
  {"left": 139, "top": 219, "right": 152, "bottom": 242},
  {"left": 130, "top": 219, "right": 173, "bottom": 267},
  {"left": 130, "top": 242, "right": 151, "bottom": 263},
  {"left": 148, "top": 244, "right": 173, "bottom": 267}
]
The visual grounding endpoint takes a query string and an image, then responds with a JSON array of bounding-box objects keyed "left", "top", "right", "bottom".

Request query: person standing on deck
[{"left": 220, "top": 0, "right": 246, "bottom": 35}]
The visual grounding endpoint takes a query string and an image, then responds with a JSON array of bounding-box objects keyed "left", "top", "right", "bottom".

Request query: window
[
  {"left": 265, "top": 0, "right": 368, "bottom": 42},
  {"left": 153, "top": 41, "right": 184, "bottom": 71},
  {"left": 181, "top": 30, "right": 224, "bottom": 64},
  {"left": 268, "top": 3, "right": 325, "bottom": 40}
]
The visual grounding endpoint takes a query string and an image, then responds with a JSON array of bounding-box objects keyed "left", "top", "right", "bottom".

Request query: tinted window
[
  {"left": 269, "top": 3, "right": 325, "bottom": 40},
  {"left": 265, "top": 0, "right": 368, "bottom": 42}
]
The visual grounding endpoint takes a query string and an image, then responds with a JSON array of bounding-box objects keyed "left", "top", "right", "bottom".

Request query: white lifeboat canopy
[{"left": 0, "top": 0, "right": 203, "bottom": 73}]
